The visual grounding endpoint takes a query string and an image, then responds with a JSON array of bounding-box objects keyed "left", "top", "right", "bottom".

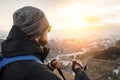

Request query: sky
[{"left": 0, "top": 0, "right": 120, "bottom": 39}]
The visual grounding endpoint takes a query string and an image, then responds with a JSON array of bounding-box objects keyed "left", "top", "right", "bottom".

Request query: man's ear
[
  {"left": 34, "top": 36, "right": 42, "bottom": 46},
  {"left": 35, "top": 36, "right": 41, "bottom": 42}
]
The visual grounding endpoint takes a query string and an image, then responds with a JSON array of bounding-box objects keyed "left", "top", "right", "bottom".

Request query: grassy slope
[{"left": 54, "top": 47, "right": 120, "bottom": 80}]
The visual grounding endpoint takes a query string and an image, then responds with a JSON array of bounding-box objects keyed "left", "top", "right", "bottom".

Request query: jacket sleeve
[
  {"left": 29, "top": 64, "right": 61, "bottom": 80},
  {"left": 74, "top": 68, "right": 90, "bottom": 80}
]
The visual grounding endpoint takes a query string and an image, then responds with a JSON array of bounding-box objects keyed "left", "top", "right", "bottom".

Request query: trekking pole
[
  {"left": 57, "top": 68, "right": 66, "bottom": 80},
  {"left": 45, "top": 59, "right": 66, "bottom": 80}
]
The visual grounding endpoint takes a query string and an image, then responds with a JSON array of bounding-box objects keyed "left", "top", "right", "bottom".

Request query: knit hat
[{"left": 13, "top": 6, "right": 49, "bottom": 38}]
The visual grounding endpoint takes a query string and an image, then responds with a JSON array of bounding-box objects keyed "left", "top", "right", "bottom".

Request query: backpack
[{"left": 0, "top": 54, "right": 41, "bottom": 79}]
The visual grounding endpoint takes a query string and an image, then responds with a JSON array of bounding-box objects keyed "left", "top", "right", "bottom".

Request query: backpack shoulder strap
[{"left": 0, "top": 55, "right": 42, "bottom": 69}]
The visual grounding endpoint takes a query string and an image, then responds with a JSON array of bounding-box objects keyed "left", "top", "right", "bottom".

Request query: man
[{"left": 0, "top": 6, "right": 90, "bottom": 80}]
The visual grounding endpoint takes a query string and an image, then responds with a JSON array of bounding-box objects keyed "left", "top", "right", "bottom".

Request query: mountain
[
  {"left": 0, "top": 30, "right": 7, "bottom": 39},
  {"left": 52, "top": 38, "right": 120, "bottom": 80},
  {"left": 55, "top": 46, "right": 120, "bottom": 80},
  {"left": 93, "top": 47, "right": 120, "bottom": 60},
  {"left": 47, "top": 35, "right": 117, "bottom": 59}
]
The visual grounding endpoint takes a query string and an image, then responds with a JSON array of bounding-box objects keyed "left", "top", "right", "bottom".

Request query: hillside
[
  {"left": 85, "top": 58, "right": 120, "bottom": 80},
  {"left": 56, "top": 46, "right": 120, "bottom": 80},
  {"left": 93, "top": 47, "right": 120, "bottom": 60}
]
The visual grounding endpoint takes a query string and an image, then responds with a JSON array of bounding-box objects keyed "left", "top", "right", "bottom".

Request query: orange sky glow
[{"left": 0, "top": 0, "right": 120, "bottom": 39}]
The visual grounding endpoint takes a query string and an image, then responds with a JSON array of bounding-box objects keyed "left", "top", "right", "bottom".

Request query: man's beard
[{"left": 38, "top": 39, "right": 48, "bottom": 46}]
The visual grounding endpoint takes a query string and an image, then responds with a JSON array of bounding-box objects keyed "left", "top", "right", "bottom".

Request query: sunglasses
[{"left": 48, "top": 26, "right": 52, "bottom": 32}]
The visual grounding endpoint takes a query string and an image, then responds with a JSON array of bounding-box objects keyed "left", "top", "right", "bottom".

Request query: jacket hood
[{"left": 1, "top": 26, "right": 49, "bottom": 61}]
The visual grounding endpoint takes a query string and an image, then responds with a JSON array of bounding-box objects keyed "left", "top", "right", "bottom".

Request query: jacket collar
[{"left": 1, "top": 25, "right": 49, "bottom": 62}]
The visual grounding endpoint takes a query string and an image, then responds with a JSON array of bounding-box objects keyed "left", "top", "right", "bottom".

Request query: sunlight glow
[
  {"left": 58, "top": 4, "right": 90, "bottom": 28},
  {"left": 68, "top": 17, "right": 90, "bottom": 28}
]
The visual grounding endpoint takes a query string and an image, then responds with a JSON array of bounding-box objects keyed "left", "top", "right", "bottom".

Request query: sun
[
  {"left": 58, "top": 4, "right": 90, "bottom": 28},
  {"left": 68, "top": 17, "right": 90, "bottom": 28}
]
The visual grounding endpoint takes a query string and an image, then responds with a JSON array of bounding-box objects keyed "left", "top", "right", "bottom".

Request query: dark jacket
[{"left": 1, "top": 26, "right": 90, "bottom": 80}]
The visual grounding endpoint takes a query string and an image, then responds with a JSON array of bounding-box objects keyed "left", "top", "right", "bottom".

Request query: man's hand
[
  {"left": 71, "top": 60, "right": 84, "bottom": 72},
  {"left": 48, "top": 59, "right": 61, "bottom": 71},
  {"left": 48, "top": 59, "right": 86, "bottom": 72}
]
